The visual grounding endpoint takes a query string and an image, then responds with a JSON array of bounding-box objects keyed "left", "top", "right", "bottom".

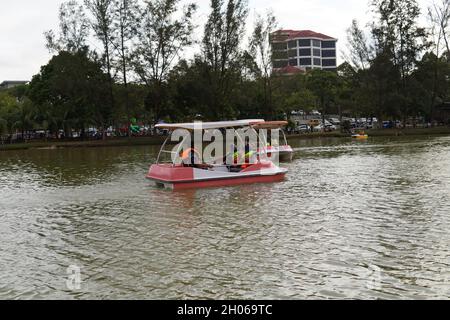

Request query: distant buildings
[
  {"left": 0, "top": 80, "right": 29, "bottom": 90},
  {"left": 271, "top": 30, "right": 338, "bottom": 74}
]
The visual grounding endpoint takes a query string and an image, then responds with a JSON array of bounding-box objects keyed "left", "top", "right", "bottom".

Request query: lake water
[{"left": 1, "top": 135, "right": 450, "bottom": 299}]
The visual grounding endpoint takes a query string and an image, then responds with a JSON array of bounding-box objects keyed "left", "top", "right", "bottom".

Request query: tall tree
[
  {"left": 202, "top": 0, "right": 248, "bottom": 119},
  {"left": 85, "top": 0, "right": 116, "bottom": 136},
  {"left": 428, "top": 0, "right": 450, "bottom": 123},
  {"left": 367, "top": 50, "right": 402, "bottom": 123},
  {"left": 44, "top": 0, "right": 90, "bottom": 53},
  {"left": 412, "top": 52, "right": 450, "bottom": 122},
  {"left": 112, "top": 0, "right": 140, "bottom": 127},
  {"left": 429, "top": 0, "right": 450, "bottom": 55},
  {"left": 371, "top": 0, "right": 428, "bottom": 124},
  {"left": 249, "top": 10, "right": 278, "bottom": 119},
  {"left": 346, "top": 19, "right": 372, "bottom": 70},
  {"left": 133, "top": 0, "right": 197, "bottom": 123},
  {"left": 372, "top": 0, "right": 427, "bottom": 78}
]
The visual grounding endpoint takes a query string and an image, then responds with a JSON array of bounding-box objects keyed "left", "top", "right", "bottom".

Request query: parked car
[
  {"left": 383, "top": 121, "right": 393, "bottom": 128},
  {"left": 313, "top": 123, "right": 336, "bottom": 132},
  {"left": 313, "top": 124, "right": 324, "bottom": 132},
  {"left": 328, "top": 118, "right": 341, "bottom": 126},
  {"left": 297, "top": 124, "right": 310, "bottom": 133}
]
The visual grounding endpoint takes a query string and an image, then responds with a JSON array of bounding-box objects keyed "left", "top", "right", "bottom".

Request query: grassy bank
[{"left": 1, "top": 127, "right": 450, "bottom": 151}]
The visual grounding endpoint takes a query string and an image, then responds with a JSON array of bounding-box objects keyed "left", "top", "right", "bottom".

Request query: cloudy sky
[{"left": 0, "top": 0, "right": 430, "bottom": 81}]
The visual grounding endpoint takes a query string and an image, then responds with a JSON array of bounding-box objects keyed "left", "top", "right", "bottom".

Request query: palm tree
[{"left": 11, "top": 98, "right": 37, "bottom": 140}]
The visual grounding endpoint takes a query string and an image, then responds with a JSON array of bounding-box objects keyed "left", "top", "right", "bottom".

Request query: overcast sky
[{"left": 0, "top": 0, "right": 431, "bottom": 81}]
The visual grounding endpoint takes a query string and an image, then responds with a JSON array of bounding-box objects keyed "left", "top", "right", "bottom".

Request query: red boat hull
[
  {"left": 146, "top": 162, "right": 287, "bottom": 190},
  {"left": 151, "top": 173, "right": 286, "bottom": 190}
]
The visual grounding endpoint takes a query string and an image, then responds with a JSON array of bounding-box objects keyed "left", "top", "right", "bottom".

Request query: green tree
[
  {"left": 112, "top": 0, "right": 140, "bottom": 128},
  {"left": 45, "top": 0, "right": 90, "bottom": 53},
  {"left": 429, "top": 0, "right": 450, "bottom": 55},
  {"left": 85, "top": 0, "right": 116, "bottom": 134},
  {"left": 0, "top": 91, "right": 19, "bottom": 135},
  {"left": 28, "top": 51, "right": 112, "bottom": 137},
  {"left": 371, "top": 0, "right": 428, "bottom": 124},
  {"left": 202, "top": 0, "right": 248, "bottom": 119},
  {"left": 133, "top": 0, "right": 197, "bottom": 123},
  {"left": 11, "top": 98, "right": 37, "bottom": 137},
  {"left": 345, "top": 19, "right": 372, "bottom": 70},
  {"left": 367, "top": 50, "right": 403, "bottom": 123},
  {"left": 249, "top": 10, "right": 278, "bottom": 119},
  {"left": 307, "top": 70, "right": 339, "bottom": 130},
  {"left": 412, "top": 52, "right": 450, "bottom": 121}
]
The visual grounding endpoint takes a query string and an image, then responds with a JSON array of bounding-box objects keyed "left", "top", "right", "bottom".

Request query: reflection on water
[{"left": 1, "top": 136, "right": 450, "bottom": 299}]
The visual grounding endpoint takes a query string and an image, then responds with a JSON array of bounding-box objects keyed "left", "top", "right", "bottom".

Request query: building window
[
  {"left": 272, "top": 42, "right": 287, "bottom": 50},
  {"left": 299, "top": 48, "right": 311, "bottom": 56},
  {"left": 313, "top": 58, "right": 321, "bottom": 66},
  {"left": 313, "top": 48, "right": 321, "bottom": 57},
  {"left": 288, "top": 40, "right": 297, "bottom": 48},
  {"left": 322, "top": 59, "right": 336, "bottom": 67},
  {"left": 299, "top": 58, "right": 312, "bottom": 66},
  {"left": 289, "top": 59, "right": 298, "bottom": 66},
  {"left": 298, "top": 39, "right": 311, "bottom": 47},
  {"left": 322, "top": 41, "right": 336, "bottom": 48},
  {"left": 288, "top": 49, "right": 298, "bottom": 57},
  {"left": 322, "top": 50, "right": 336, "bottom": 58},
  {"left": 312, "top": 40, "right": 321, "bottom": 47}
]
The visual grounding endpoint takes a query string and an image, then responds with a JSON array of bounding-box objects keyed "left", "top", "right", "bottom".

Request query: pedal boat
[
  {"left": 146, "top": 120, "right": 288, "bottom": 190},
  {"left": 252, "top": 121, "right": 294, "bottom": 162},
  {"left": 352, "top": 134, "right": 369, "bottom": 140}
]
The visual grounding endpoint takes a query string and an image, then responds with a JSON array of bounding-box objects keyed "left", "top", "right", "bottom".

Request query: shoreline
[{"left": 1, "top": 127, "right": 450, "bottom": 152}]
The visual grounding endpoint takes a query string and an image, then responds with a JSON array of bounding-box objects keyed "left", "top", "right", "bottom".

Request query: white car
[
  {"left": 313, "top": 124, "right": 324, "bottom": 132},
  {"left": 314, "top": 123, "right": 336, "bottom": 132},
  {"left": 328, "top": 118, "right": 341, "bottom": 125}
]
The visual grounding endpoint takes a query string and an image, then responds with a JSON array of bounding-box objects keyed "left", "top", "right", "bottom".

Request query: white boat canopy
[{"left": 155, "top": 119, "right": 265, "bottom": 131}]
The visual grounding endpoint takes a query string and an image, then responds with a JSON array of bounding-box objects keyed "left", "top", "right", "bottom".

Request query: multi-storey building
[
  {"left": 271, "top": 30, "right": 338, "bottom": 74},
  {"left": 0, "top": 80, "right": 29, "bottom": 90}
]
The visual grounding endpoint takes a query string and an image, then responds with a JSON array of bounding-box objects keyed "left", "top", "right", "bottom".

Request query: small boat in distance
[
  {"left": 352, "top": 130, "right": 369, "bottom": 140},
  {"left": 146, "top": 120, "right": 288, "bottom": 190}
]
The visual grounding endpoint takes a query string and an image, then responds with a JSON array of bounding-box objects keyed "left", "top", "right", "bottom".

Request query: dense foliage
[{"left": 1, "top": 0, "right": 450, "bottom": 139}]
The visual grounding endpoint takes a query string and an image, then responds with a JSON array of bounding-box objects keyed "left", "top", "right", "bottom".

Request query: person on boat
[
  {"left": 181, "top": 148, "right": 200, "bottom": 167},
  {"left": 233, "top": 140, "right": 256, "bottom": 167},
  {"left": 181, "top": 145, "right": 212, "bottom": 169}
]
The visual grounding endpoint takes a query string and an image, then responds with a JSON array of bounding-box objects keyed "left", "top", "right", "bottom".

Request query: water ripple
[{"left": 1, "top": 137, "right": 450, "bottom": 299}]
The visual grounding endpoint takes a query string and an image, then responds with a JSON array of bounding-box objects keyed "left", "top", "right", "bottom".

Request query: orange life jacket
[{"left": 181, "top": 148, "right": 200, "bottom": 160}]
